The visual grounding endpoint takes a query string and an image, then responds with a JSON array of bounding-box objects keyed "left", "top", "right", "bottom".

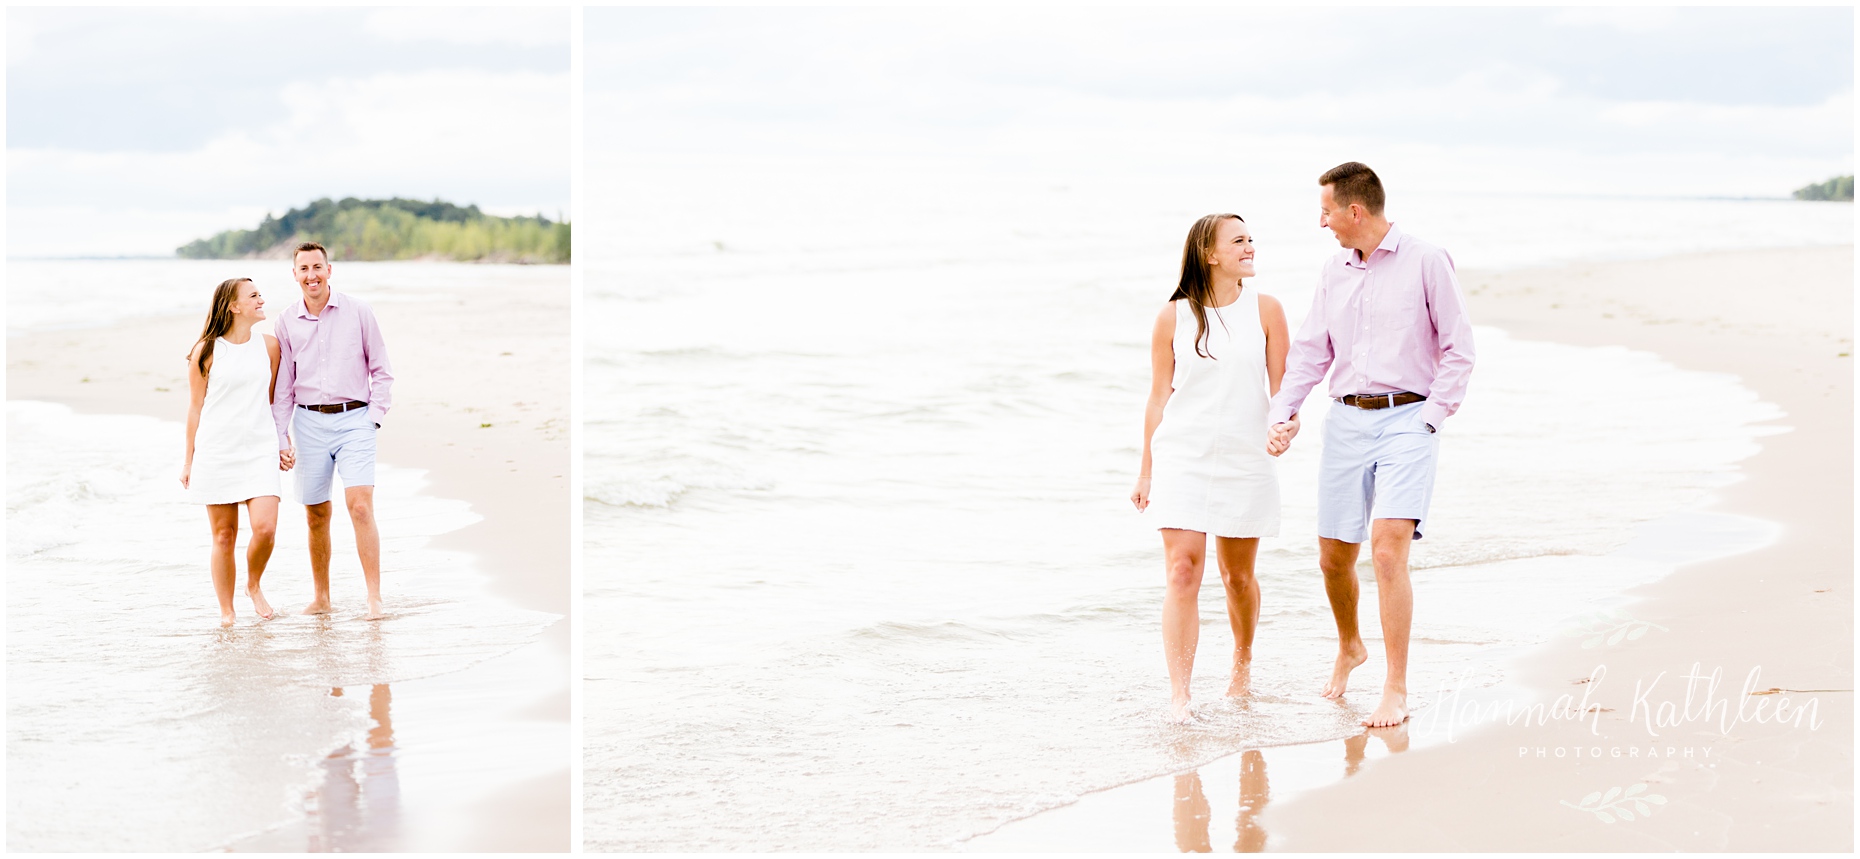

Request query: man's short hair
[
  {"left": 1319, "top": 162, "right": 1386, "bottom": 216},
  {"left": 293, "top": 241, "right": 330, "bottom": 264}
]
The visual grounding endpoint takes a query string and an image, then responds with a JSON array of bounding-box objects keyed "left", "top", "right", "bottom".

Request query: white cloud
[
  {"left": 7, "top": 11, "right": 43, "bottom": 67},
  {"left": 362, "top": 7, "right": 568, "bottom": 49},
  {"left": 1550, "top": 7, "right": 1681, "bottom": 33}
]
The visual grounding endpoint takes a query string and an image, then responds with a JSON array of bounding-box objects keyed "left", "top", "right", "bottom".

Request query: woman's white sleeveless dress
[
  {"left": 190, "top": 335, "right": 281, "bottom": 504},
  {"left": 1145, "top": 290, "right": 1280, "bottom": 537}
]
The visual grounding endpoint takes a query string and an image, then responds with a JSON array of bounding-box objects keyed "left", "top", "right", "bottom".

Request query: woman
[
  {"left": 181, "top": 277, "right": 292, "bottom": 626},
  {"left": 1132, "top": 214, "right": 1293, "bottom": 723}
]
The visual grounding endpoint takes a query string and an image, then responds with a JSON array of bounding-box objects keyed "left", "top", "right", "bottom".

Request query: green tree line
[
  {"left": 1792, "top": 175, "right": 1854, "bottom": 202},
  {"left": 177, "top": 197, "right": 570, "bottom": 263}
]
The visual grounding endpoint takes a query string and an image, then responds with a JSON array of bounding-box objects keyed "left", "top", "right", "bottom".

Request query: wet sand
[
  {"left": 6, "top": 271, "right": 571, "bottom": 851},
  {"left": 973, "top": 245, "right": 1853, "bottom": 851}
]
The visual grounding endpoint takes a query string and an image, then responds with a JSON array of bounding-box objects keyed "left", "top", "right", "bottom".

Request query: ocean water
[
  {"left": 4, "top": 400, "right": 559, "bottom": 851},
  {"left": 4, "top": 258, "right": 563, "bottom": 336},
  {"left": 581, "top": 164, "right": 1840, "bottom": 850}
]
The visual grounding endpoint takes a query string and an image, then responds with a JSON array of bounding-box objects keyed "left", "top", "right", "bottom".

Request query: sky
[
  {"left": 585, "top": 7, "right": 1853, "bottom": 199},
  {"left": 7, "top": 7, "right": 570, "bottom": 258}
]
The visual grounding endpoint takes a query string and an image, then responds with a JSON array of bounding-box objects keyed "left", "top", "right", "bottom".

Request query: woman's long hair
[
  {"left": 1169, "top": 214, "right": 1243, "bottom": 359},
  {"left": 192, "top": 278, "right": 251, "bottom": 376}
]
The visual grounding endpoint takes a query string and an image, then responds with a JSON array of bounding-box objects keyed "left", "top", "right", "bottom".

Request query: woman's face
[
  {"left": 1207, "top": 218, "right": 1256, "bottom": 280},
  {"left": 230, "top": 281, "right": 266, "bottom": 322}
]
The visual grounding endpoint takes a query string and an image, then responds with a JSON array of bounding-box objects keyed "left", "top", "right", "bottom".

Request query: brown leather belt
[
  {"left": 299, "top": 400, "right": 368, "bottom": 414},
  {"left": 1337, "top": 392, "right": 1426, "bottom": 409}
]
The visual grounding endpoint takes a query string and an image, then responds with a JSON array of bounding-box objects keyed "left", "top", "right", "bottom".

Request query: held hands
[
  {"left": 1131, "top": 476, "right": 1151, "bottom": 511},
  {"left": 1267, "top": 414, "right": 1301, "bottom": 456},
  {"left": 279, "top": 448, "right": 296, "bottom": 472}
]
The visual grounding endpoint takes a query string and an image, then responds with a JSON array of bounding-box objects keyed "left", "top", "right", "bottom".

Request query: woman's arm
[
  {"left": 1258, "top": 294, "right": 1298, "bottom": 456},
  {"left": 266, "top": 334, "right": 294, "bottom": 471},
  {"left": 182, "top": 343, "right": 209, "bottom": 487},
  {"left": 266, "top": 334, "right": 281, "bottom": 403},
  {"left": 1133, "top": 302, "right": 1176, "bottom": 510},
  {"left": 1259, "top": 294, "right": 1290, "bottom": 396}
]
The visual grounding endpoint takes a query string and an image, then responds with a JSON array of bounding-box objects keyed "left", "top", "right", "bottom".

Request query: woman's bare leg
[
  {"left": 206, "top": 504, "right": 240, "bottom": 626},
  {"left": 244, "top": 496, "right": 279, "bottom": 619},
  {"left": 1161, "top": 528, "right": 1208, "bottom": 722},
  {"left": 1214, "top": 537, "right": 1261, "bottom": 697}
]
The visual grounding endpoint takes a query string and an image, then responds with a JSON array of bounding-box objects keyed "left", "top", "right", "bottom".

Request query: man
[
  {"left": 1266, "top": 162, "right": 1475, "bottom": 727},
  {"left": 272, "top": 241, "right": 394, "bottom": 620}
]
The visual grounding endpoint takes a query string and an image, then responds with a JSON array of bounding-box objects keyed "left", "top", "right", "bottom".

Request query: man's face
[
  {"left": 293, "top": 250, "right": 332, "bottom": 300},
  {"left": 1318, "top": 185, "right": 1360, "bottom": 249}
]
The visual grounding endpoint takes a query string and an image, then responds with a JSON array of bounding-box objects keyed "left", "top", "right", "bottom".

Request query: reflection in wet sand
[
  {"left": 305, "top": 685, "right": 401, "bottom": 852},
  {"left": 1234, "top": 751, "right": 1268, "bottom": 852},
  {"left": 1173, "top": 772, "right": 1211, "bottom": 852},
  {"left": 1170, "top": 727, "right": 1409, "bottom": 853}
]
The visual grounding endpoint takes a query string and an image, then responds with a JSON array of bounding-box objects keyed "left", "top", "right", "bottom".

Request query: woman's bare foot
[
  {"left": 1226, "top": 657, "right": 1252, "bottom": 698},
  {"left": 302, "top": 599, "right": 332, "bottom": 615},
  {"left": 1169, "top": 694, "right": 1194, "bottom": 724},
  {"left": 364, "top": 597, "right": 385, "bottom": 621},
  {"left": 220, "top": 611, "right": 237, "bottom": 627},
  {"left": 248, "top": 585, "right": 275, "bottom": 620},
  {"left": 1321, "top": 642, "right": 1368, "bottom": 698},
  {"left": 1361, "top": 690, "right": 1409, "bottom": 727}
]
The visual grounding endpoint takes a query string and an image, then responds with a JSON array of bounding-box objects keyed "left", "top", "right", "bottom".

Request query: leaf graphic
[
  {"left": 1570, "top": 783, "right": 1663, "bottom": 825},
  {"left": 1627, "top": 626, "right": 1647, "bottom": 640},
  {"left": 1607, "top": 628, "right": 1627, "bottom": 645},
  {"left": 1583, "top": 635, "right": 1604, "bottom": 649}
]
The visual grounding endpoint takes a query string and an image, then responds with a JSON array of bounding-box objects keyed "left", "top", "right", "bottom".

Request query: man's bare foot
[
  {"left": 1361, "top": 690, "right": 1408, "bottom": 727},
  {"left": 365, "top": 597, "right": 385, "bottom": 621},
  {"left": 1169, "top": 694, "right": 1194, "bottom": 724},
  {"left": 302, "top": 598, "right": 332, "bottom": 615},
  {"left": 220, "top": 611, "right": 236, "bottom": 627},
  {"left": 1321, "top": 642, "right": 1368, "bottom": 698},
  {"left": 248, "top": 585, "right": 274, "bottom": 620},
  {"left": 1226, "top": 658, "right": 1252, "bottom": 698}
]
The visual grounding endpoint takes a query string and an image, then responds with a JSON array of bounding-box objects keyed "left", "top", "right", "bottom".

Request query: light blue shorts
[
  {"left": 1317, "top": 400, "right": 1438, "bottom": 543},
  {"left": 291, "top": 406, "right": 377, "bottom": 506}
]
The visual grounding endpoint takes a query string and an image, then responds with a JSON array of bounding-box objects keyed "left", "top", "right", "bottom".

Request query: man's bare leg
[
  {"left": 346, "top": 485, "right": 383, "bottom": 620},
  {"left": 1363, "top": 518, "right": 1415, "bottom": 726},
  {"left": 207, "top": 504, "right": 241, "bottom": 626},
  {"left": 304, "top": 501, "right": 334, "bottom": 614},
  {"left": 1160, "top": 528, "right": 1208, "bottom": 722},
  {"left": 1214, "top": 537, "right": 1261, "bottom": 697},
  {"left": 1318, "top": 536, "right": 1367, "bottom": 698},
  {"left": 244, "top": 496, "right": 279, "bottom": 619}
]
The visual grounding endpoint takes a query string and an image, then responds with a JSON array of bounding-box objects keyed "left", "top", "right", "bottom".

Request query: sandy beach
[
  {"left": 975, "top": 244, "right": 1853, "bottom": 851},
  {"left": 6, "top": 267, "right": 571, "bottom": 851}
]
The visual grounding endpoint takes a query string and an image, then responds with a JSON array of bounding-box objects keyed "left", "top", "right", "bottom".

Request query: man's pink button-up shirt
[
  {"left": 1267, "top": 223, "right": 1475, "bottom": 431},
  {"left": 271, "top": 291, "right": 394, "bottom": 448}
]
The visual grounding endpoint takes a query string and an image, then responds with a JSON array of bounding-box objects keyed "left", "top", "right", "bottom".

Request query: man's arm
[
  {"left": 1267, "top": 277, "right": 1334, "bottom": 426},
  {"left": 358, "top": 303, "right": 394, "bottom": 426},
  {"left": 1419, "top": 250, "right": 1475, "bottom": 430},
  {"left": 272, "top": 321, "right": 297, "bottom": 449}
]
